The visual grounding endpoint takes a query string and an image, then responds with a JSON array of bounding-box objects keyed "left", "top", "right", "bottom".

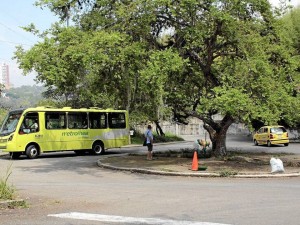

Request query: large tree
[
  {"left": 15, "top": 0, "right": 299, "bottom": 156},
  {"left": 279, "top": 6, "right": 300, "bottom": 128}
]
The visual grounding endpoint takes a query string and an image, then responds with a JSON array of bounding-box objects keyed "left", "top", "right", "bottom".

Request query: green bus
[{"left": 0, "top": 107, "right": 130, "bottom": 159}]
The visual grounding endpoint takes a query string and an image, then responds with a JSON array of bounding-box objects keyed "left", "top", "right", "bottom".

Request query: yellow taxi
[{"left": 253, "top": 126, "right": 289, "bottom": 147}]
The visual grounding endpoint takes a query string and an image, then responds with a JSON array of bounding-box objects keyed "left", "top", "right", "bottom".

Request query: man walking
[{"left": 144, "top": 125, "right": 154, "bottom": 160}]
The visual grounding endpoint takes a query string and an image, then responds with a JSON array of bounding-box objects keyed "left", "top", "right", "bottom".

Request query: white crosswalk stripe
[{"left": 48, "top": 212, "right": 231, "bottom": 225}]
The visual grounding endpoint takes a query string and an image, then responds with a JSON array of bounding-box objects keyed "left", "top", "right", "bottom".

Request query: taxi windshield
[{"left": 0, "top": 111, "right": 23, "bottom": 136}]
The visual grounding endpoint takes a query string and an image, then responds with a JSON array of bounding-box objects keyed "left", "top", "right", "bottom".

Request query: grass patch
[
  {"left": 0, "top": 164, "right": 28, "bottom": 209},
  {"left": 7, "top": 199, "right": 28, "bottom": 209},
  {"left": 0, "top": 164, "right": 15, "bottom": 200},
  {"left": 219, "top": 169, "right": 238, "bottom": 177}
]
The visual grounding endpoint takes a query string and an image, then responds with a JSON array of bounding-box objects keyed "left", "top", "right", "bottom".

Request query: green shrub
[
  {"left": 130, "top": 130, "right": 184, "bottom": 144},
  {"left": 153, "top": 133, "right": 184, "bottom": 142}
]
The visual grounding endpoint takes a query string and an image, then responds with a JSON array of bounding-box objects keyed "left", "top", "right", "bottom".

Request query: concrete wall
[
  {"left": 135, "top": 117, "right": 299, "bottom": 139},
  {"left": 135, "top": 117, "right": 250, "bottom": 136}
]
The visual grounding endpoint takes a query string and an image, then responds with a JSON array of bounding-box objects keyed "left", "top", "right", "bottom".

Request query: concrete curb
[
  {"left": 97, "top": 154, "right": 300, "bottom": 178},
  {"left": 0, "top": 152, "right": 9, "bottom": 158}
]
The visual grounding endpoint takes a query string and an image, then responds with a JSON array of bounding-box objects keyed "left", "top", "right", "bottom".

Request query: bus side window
[
  {"left": 108, "top": 113, "right": 126, "bottom": 129},
  {"left": 45, "top": 112, "right": 66, "bottom": 129},
  {"left": 68, "top": 112, "right": 87, "bottom": 129},
  {"left": 89, "top": 112, "right": 107, "bottom": 129}
]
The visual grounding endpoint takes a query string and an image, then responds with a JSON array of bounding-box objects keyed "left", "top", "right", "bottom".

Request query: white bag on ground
[{"left": 270, "top": 157, "right": 284, "bottom": 173}]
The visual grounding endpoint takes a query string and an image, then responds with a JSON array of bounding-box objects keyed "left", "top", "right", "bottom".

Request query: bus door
[
  {"left": 43, "top": 112, "right": 68, "bottom": 151},
  {"left": 17, "top": 112, "right": 42, "bottom": 151},
  {"left": 89, "top": 112, "right": 107, "bottom": 146},
  {"left": 107, "top": 112, "right": 129, "bottom": 147},
  {"left": 66, "top": 112, "right": 89, "bottom": 150}
]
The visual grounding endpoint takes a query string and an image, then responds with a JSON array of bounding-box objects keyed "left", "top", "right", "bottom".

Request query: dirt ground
[{"left": 100, "top": 152, "right": 300, "bottom": 175}]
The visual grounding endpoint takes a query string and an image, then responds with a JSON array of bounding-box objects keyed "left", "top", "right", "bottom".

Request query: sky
[
  {"left": 0, "top": 1, "right": 58, "bottom": 88},
  {"left": 0, "top": 0, "right": 299, "bottom": 88}
]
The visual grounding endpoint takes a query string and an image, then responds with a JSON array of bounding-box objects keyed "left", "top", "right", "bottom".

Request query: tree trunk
[
  {"left": 202, "top": 114, "right": 234, "bottom": 157},
  {"left": 154, "top": 120, "right": 165, "bottom": 136},
  {"left": 210, "top": 129, "right": 228, "bottom": 157}
]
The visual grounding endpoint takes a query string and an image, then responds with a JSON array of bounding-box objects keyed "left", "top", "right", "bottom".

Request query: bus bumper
[
  {"left": 0, "top": 135, "right": 20, "bottom": 153},
  {"left": 0, "top": 137, "right": 8, "bottom": 151}
]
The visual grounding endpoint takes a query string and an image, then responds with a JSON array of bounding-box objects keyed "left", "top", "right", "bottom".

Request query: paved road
[
  {"left": 0, "top": 135, "right": 300, "bottom": 225},
  {"left": 119, "top": 134, "right": 300, "bottom": 155}
]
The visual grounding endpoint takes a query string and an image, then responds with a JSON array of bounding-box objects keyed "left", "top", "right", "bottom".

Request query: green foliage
[
  {"left": 279, "top": 6, "right": 300, "bottom": 127},
  {"left": 0, "top": 84, "right": 5, "bottom": 93},
  {"left": 2, "top": 85, "right": 45, "bottom": 109},
  {"left": 36, "top": 99, "right": 61, "bottom": 108},
  {"left": 14, "top": 25, "right": 150, "bottom": 110},
  {"left": 139, "top": 49, "right": 185, "bottom": 120},
  {"left": 0, "top": 108, "right": 7, "bottom": 124}
]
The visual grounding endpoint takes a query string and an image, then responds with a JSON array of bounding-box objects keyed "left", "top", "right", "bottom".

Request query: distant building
[{"left": 0, "top": 63, "right": 10, "bottom": 90}]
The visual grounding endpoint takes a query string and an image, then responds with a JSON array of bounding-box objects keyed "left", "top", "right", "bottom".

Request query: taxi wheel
[
  {"left": 284, "top": 143, "right": 289, "bottom": 146},
  {"left": 26, "top": 145, "right": 39, "bottom": 159},
  {"left": 254, "top": 140, "right": 258, "bottom": 146},
  {"left": 267, "top": 141, "right": 271, "bottom": 147}
]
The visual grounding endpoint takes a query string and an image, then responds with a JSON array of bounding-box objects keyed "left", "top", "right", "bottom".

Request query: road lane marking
[{"left": 48, "top": 212, "right": 231, "bottom": 225}]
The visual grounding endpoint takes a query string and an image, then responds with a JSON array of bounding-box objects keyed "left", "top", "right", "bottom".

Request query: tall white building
[{"left": 0, "top": 63, "right": 10, "bottom": 90}]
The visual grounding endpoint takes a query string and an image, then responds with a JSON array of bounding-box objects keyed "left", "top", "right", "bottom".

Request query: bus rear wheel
[
  {"left": 74, "top": 150, "right": 86, "bottom": 155},
  {"left": 91, "top": 142, "right": 104, "bottom": 155},
  {"left": 10, "top": 152, "right": 21, "bottom": 159},
  {"left": 26, "top": 145, "right": 39, "bottom": 159}
]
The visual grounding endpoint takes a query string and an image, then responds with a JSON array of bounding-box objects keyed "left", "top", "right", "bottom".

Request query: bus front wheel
[
  {"left": 91, "top": 142, "right": 105, "bottom": 155},
  {"left": 26, "top": 145, "right": 39, "bottom": 159}
]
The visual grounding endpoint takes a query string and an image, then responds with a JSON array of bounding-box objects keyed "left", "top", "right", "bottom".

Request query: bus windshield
[{"left": 0, "top": 111, "right": 23, "bottom": 136}]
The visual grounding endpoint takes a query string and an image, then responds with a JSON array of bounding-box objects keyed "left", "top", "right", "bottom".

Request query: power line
[
  {"left": 0, "top": 21, "right": 36, "bottom": 45},
  {"left": 0, "top": 39, "right": 32, "bottom": 47},
  {"left": 0, "top": 57, "right": 14, "bottom": 63}
]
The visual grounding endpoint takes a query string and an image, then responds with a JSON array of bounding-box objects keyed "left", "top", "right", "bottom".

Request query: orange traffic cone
[{"left": 191, "top": 151, "right": 199, "bottom": 171}]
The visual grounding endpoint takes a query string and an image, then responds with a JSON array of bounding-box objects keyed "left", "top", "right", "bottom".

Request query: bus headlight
[{"left": 8, "top": 134, "right": 14, "bottom": 141}]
